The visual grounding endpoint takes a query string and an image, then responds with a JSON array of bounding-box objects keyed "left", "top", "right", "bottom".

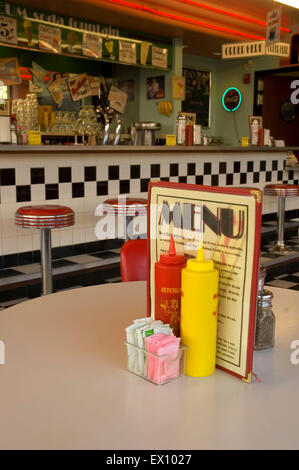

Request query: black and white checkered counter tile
[{"left": 0, "top": 158, "right": 298, "bottom": 203}]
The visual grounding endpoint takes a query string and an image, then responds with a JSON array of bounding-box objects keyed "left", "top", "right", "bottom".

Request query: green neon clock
[{"left": 222, "top": 87, "right": 242, "bottom": 112}]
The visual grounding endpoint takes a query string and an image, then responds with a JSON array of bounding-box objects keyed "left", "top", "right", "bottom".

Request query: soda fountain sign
[{"left": 0, "top": 1, "right": 120, "bottom": 36}]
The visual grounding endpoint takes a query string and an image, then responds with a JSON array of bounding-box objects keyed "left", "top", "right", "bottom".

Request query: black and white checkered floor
[
  {"left": 0, "top": 219, "right": 298, "bottom": 309},
  {"left": 261, "top": 232, "right": 299, "bottom": 291},
  {"left": 0, "top": 245, "right": 123, "bottom": 310},
  {"left": 259, "top": 219, "right": 299, "bottom": 291},
  {"left": 265, "top": 271, "right": 299, "bottom": 290}
]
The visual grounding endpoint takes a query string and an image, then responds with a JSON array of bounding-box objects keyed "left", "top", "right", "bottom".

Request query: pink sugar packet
[
  {"left": 155, "top": 338, "right": 181, "bottom": 384},
  {"left": 145, "top": 333, "right": 181, "bottom": 384},
  {"left": 145, "top": 334, "right": 166, "bottom": 381}
]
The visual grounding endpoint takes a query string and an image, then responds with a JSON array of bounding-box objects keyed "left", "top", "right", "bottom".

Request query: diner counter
[
  {"left": 0, "top": 144, "right": 297, "bottom": 257},
  {"left": 0, "top": 283, "right": 298, "bottom": 450},
  {"left": 0, "top": 144, "right": 298, "bottom": 154},
  {"left": 0, "top": 145, "right": 299, "bottom": 256}
]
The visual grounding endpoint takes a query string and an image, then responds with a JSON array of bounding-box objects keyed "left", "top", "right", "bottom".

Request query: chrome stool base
[
  {"left": 268, "top": 243, "right": 293, "bottom": 254},
  {"left": 40, "top": 228, "right": 53, "bottom": 295},
  {"left": 264, "top": 185, "right": 299, "bottom": 257}
]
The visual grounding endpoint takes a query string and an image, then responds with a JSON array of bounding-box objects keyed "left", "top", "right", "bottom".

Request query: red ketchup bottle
[
  {"left": 185, "top": 124, "right": 194, "bottom": 146},
  {"left": 155, "top": 236, "right": 186, "bottom": 336},
  {"left": 258, "top": 127, "right": 264, "bottom": 147}
]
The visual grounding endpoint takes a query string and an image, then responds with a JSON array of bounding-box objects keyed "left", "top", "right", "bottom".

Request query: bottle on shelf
[
  {"left": 176, "top": 114, "right": 186, "bottom": 145},
  {"left": 10, "top": 115, "right": 17, "bottom": 144},
  {"left": 193, "top": 124, "right": 202, "bottom": 145},
  {"left": 16, "top": 126, "right": 23, "bottom": 145},
  {"left": 185, "top": 123, "right": 194, "bottom": 146},
  {"left": 203, "top": 134, "right": 209, "bottom": 146},
  {"left": 250, "top": 119, "right": 259, "bottom": 145}
]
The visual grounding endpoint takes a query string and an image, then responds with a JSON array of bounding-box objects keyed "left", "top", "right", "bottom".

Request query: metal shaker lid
[
  {"left": 132, "top": 122, "right": 161, "bottom": 130},
  {"left": 258, "top": 289, "right": 273, "bottom": 300},
  {"left": 257, "top": 290, "right": 273, "bottom": 309},
  {"left": 257, "top": 264, "right": 267, "bottom": 293},
  {"left": 259, "top": 264, "right": 266, "bottom": 278}
]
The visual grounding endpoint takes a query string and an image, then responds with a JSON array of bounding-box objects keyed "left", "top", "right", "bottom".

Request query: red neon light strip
[
  {"left": 178, "top": 0, "right": 290, "bottom": 33},
  {"left": 20, "top": 75, "right": 50, "bottom": 80},
  {"left": 105, "top": 0, "right": 265, "bottom": 40},
  {"left": 20, "top": 67, "right": 50, "bottom": 81}
]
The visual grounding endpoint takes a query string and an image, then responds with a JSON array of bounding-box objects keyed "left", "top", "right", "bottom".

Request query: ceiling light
[
  {"left": 179, "top": 0, "right": 290, "bottom": 32},
  {"left": 275, "top": 0, "right": 299, "bottom": 8},
  {"left": 105, "top": 0, "right": 265, "bottom": 40}
]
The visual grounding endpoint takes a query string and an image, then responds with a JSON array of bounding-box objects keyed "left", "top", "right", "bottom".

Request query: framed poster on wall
[{"left": 182, "top": 67, "right": 211, "bottom": 128}]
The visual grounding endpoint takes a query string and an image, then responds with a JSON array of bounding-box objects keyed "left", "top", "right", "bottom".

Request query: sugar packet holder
[{"left": 124, "top": 341, "right": 187, "bottom": 386}]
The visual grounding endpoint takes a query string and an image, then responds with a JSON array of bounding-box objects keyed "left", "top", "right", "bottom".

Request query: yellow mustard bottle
[{"left": 180, "top": 243, "right": 219, "bottom": 377}]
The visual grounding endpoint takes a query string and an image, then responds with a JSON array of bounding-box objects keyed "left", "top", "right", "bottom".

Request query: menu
[
  {"left": 31, "top": 61, "right": 47, "bottom": 88},
  {"left": 48, "top": 77, "right": 65, "bottom": 105},
  {"left": 118, "top": 40, "right": 136, "bottom": 64},
  {"left": 67, "top": 73, "right": 91, "bottom": 101},
  {"left": 0, "top": 57, "right": 21, "bottom": 85},
  {"left": 82, "top": 33, "right": 102, "bottom": 59},
  {"left": 39, "top": 24, "right": 61, "bottom": 53},
  {"left": 147, "top": 182, "right": 262, "bottom": 382},
  {"left": 108, "top": 85, "right": 128, "bottom": 114},
  {"left": 152, "top": 46, "right": 168, "bottom": 69},
  {"left": 0, "top": 15, "right": 17, "bottom": 44},
  {"left": 172, "top": 75, "right": 185, "bottom": 100}
]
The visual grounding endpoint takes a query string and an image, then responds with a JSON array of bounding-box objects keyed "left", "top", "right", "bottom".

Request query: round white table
[{"left": 0, "top": 282, "right": 298, "bottom": 450}]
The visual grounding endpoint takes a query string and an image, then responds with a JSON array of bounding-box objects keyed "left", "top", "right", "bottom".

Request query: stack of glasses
[
  {"left": 12, "top": 93, "right": 39, "bottom": 134},
  {"left": 75, "top": 105, "right": 99, "bottom": 144},
  {"left": 51, "top": 111, "right": 77, "bottom": 133}
]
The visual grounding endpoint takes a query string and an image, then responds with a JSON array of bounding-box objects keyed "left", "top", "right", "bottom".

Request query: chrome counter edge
[{"left": 0, "top": 145, "right": 297, "bottom": 154}]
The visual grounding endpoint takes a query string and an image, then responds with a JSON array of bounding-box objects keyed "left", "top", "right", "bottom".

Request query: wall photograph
[{"left": 182, "top": 67, "right": 211, "bottom": 128}]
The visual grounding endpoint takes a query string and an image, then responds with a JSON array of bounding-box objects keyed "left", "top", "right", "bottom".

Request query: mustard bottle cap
[{"left": 187, "top": 243, "right": 214, "bottom": 272}]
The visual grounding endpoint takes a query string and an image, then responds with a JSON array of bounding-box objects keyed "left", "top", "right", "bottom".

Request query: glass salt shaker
[{"left": 254, "top": 290, "right": 275, "bottom": 351}]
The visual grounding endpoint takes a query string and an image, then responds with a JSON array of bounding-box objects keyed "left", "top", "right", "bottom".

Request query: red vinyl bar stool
[
  {"left": 103, "top": 197, "right": 147, "bottom": 241},
  {"left": 264, "top": 184, "right": 299, "bottom": 253},
  {"left": 16, "top": 205, "right": 75, "bottom": 295}
]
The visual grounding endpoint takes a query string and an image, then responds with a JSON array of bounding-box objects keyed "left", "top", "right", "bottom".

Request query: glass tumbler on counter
[{"left": 76, "top": 106, "right": 98, "bottom": 144}]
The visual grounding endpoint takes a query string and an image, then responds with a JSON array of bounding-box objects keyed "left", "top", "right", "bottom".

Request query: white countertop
[{"left": 0, "top": 282, "right": 298, "bottom": 450}]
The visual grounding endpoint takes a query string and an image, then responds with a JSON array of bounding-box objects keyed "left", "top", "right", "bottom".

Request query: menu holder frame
[{"left": 146, "top": 182, "right": 262, "bottom": 383}]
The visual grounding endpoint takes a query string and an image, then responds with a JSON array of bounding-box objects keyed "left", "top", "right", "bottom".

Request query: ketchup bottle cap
[{"left": 159, "top": 236, "right": 185, "bottom": 265}]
